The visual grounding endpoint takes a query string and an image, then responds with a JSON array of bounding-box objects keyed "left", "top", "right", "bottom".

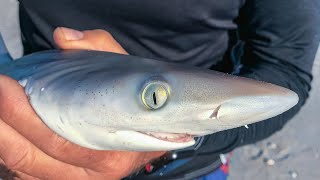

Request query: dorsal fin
[{"left": 0, "top": 34, "right": 13, "bottom": 65}]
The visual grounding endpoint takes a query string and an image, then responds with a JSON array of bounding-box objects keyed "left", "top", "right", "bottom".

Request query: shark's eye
[{"left": 141, "top": 82, "right": 169, "bottom": 110}]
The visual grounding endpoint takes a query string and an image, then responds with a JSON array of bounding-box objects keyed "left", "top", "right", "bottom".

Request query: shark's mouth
[{"left": 140, "top": 132, "right": 195, "bottom": 143}]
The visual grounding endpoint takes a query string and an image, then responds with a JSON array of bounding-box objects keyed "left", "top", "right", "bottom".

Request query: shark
[{"left": 0, "top": 34, "right": 298, "bottom": 151}]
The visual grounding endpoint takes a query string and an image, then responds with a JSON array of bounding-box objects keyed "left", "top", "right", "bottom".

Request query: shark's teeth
[{"left": 141, "top": 132, "right": 194, "bottom": 143}]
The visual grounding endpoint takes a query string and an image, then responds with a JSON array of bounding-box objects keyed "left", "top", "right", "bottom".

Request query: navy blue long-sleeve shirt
[{"left": 18, "top": 0, "right": 320, "bottom": 179}]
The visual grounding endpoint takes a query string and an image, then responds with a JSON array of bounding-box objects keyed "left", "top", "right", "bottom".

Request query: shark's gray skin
[{"left": 0, "top": 35, "right": 298, "bottom": 151}]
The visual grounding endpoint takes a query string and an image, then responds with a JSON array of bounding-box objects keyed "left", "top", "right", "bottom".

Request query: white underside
[{"left": 74, "top": 126, "right": 197, "bottom": 151}]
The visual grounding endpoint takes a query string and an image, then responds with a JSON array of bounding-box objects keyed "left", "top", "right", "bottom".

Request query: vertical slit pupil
[{"left": 153, "top": 92, "right": 157, "bottom": 105}]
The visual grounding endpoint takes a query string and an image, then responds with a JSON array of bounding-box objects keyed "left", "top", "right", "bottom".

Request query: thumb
[{"left": 53, "top": 27, "right": 128, "bottom": 54}]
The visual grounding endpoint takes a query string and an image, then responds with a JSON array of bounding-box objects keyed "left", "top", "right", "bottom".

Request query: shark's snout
[{"left": 215, "top": 90, "right": 299, "bottom": 126}]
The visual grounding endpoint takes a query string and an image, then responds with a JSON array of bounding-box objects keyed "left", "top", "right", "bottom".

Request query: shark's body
[{"left": 0, "top": 35, "right": 298, "bottom": 151}]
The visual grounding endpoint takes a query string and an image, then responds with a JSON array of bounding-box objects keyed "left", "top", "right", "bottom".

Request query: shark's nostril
[{"left": 210, "top": 105, "right": 221, "bottom": 119}]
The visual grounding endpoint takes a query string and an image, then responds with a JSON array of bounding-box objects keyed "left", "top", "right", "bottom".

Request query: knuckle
[
  {"left": 94, "top": 29, "right": 114, "bottom": 42},
  {"left": 96, "top": 29, "right": 112, "bottom": 37},
  {"left": 47, "top": 133, "right": 71, "bottom": 156},
  {"left": 6, "top": 144, "right": 34, "bottom": 171}
]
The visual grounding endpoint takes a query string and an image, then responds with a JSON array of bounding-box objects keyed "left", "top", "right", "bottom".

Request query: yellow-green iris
[{"left": 141, "top": 82, "right": 169, "bottom": 110}]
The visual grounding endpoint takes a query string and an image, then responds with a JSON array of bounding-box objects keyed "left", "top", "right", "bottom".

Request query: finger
[
  {"left": 0, "top": 159, "right": 40, "bottom": 180},
  {"left": 14, "top": 172, "right": 40, "bottom": 180},
  {"left": 0, "top": 119, "right": 95, "bottom": 180},
  {"left": 0, "top": 159, "right": 18, "bottom": 180},
  {"left": 53, "top": 27, "right": 128, "bottom": 54},
  {"left": 0, "top": 75, "right": 165, "bottom": 173},
  {"left": 1, "top": 160, "right": 39, "bottom": 180},
  {"left": 13, "top": 170, "right": 40, "bottom": 180}
]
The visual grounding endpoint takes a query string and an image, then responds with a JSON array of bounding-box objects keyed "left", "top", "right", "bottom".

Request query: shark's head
[{"left": 21, "top": 51, "right": 299, "bottom": 151}]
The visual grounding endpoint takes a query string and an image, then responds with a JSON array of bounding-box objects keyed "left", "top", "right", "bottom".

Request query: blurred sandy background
[{"left": 0, "top": 0, "right": 319, "bottom": 179}]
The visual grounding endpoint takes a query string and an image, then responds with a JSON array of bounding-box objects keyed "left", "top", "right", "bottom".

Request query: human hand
[
  {"left": 0, "top": 28, "right": 165, "bottom": 180},
  {"left": 53, "top": 27, "right": 128, "bottom": 54}
]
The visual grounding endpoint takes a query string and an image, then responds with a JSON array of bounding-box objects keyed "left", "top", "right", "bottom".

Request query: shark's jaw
[
  {"left": 119, "top": 131, "right": 197, "bottom": 151},
  {"left": 139, "top": 131, "right": 195, "bottom": 143},
  {"left": 101, "top": 130, "right": 197, "bottom": 151}
]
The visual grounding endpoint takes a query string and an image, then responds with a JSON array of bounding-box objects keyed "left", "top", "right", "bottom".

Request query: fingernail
[{"left": 59, "top": 27, "right": 84, "bottom": 41}]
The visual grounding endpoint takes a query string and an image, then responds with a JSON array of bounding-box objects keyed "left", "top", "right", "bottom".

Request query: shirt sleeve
[{"left": 198, "top": 0, "right": 320, "bottom": 155}]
